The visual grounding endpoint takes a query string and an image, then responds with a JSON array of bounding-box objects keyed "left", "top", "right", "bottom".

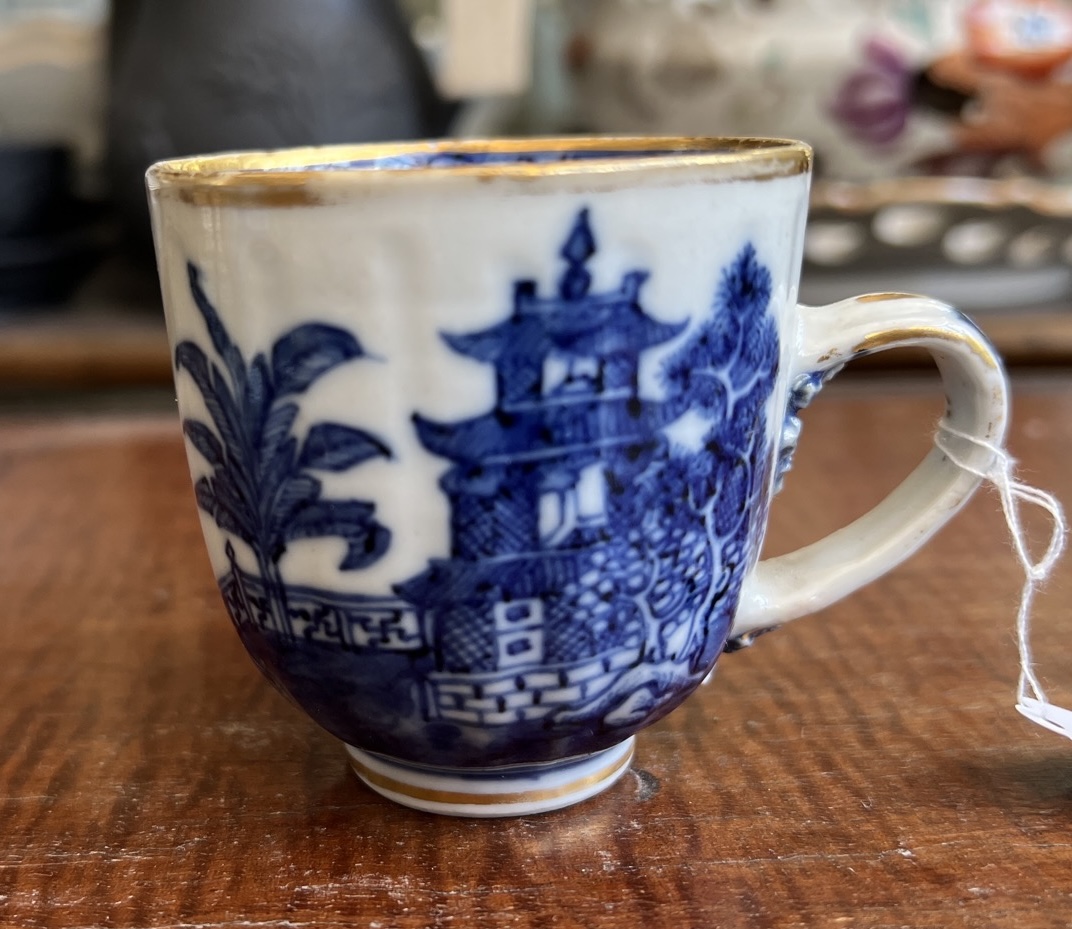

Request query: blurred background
[{"left": 1, "top": 0, "right": 1071, "bottom": 414}]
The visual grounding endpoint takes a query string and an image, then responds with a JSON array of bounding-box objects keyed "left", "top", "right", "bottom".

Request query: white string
[{"left": 935, "top": 421, "right": 1069, "bottom": 738}]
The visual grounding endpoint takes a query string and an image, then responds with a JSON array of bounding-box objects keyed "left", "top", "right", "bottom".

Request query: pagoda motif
[
  {"left": 397, "top": 209, "right": 691, "bottom": 676},
  {"left": 183, "top": 219, "right": 780, "bottom": 763}
]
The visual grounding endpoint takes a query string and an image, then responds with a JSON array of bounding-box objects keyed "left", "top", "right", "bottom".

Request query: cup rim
[{"left": 146, "top": 136, "right": 813, "bottom": 207}]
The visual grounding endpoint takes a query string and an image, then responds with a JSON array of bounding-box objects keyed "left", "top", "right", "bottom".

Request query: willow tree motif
[
  {"left": 175, "top": 262, "right": 392, "bottom": 634},
  {"left": 651, "top": 242, "right": 778, "bottom": 670},
  {"left": 584, "top": 240, "right": 778, "bottom": 681}
]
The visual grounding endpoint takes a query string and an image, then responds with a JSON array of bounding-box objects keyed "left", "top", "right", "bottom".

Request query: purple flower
[{"left": 830, "top": 38, "right": 912, "bottom": 147}]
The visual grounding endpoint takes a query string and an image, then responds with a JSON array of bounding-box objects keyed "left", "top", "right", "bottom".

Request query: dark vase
[{"left": 108, "top": 0, "right": 451, "bottom": 259}]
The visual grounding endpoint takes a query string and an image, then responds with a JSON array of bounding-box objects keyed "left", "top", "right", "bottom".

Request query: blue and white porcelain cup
[{"left": 148, "top": 138, "right": 1008, "bottom": 816}]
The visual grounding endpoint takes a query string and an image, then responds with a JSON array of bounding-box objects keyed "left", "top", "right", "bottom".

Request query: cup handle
[{"left": 732, "top": 293, "right": 1009, "bottom": 640}]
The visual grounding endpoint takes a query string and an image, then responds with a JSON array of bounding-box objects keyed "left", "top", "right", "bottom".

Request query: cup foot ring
[{"left": 345, "top": 737, "right": 636, "bottom": 817}]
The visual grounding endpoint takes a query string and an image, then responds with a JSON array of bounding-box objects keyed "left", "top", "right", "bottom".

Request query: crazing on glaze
[{"left": 178, "top": 207, "right": 780, "bottom": 767}]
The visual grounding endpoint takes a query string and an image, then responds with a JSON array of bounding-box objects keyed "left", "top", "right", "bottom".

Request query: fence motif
[
  {"left": 218, "top": 562, "right": 647, "bottom": 726},
  {"left": 220, "top": 564, "right": 423, "bottom": 653}
]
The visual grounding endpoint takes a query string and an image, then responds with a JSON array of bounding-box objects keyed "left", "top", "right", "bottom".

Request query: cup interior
[{"left": 273, "top": 141, "right": 786, "bottom": 172}]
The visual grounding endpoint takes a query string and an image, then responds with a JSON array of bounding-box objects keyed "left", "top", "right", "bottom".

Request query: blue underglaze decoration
[
  {"left": 721, "top": 359, "right": 844, "bottom": 653},
  {"left": 187, "top": 211, "right": 780, "bottom": 767},
  {"left": 176, "top": 263, "right": 393, "bottom": 634},
  {"left": 284, "top": 148, "right": 693, "bottom": 172},
  {"left": 774, "top": 363, "right": 845, "bottom": 492}
]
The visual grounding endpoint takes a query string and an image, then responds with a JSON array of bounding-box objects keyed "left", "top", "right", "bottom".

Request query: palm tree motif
[{"left": 175, "top": 262, "right": 392, "bottom": 635}]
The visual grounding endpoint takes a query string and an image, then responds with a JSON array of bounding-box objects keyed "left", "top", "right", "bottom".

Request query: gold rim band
[
  {"left": 348, "top": 742, "right": 635, "bottom": 808},
  {"left": 147, "top": 136, "right": 812, "bottom": 208}
]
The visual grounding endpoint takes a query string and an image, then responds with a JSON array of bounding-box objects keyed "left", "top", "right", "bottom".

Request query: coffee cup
[{"left": 148, "top": 138, "right": 1007, "bottom": 816}]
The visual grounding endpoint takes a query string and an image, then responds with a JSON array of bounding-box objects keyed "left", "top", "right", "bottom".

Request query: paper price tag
[
  {"left": 439, "top": 0, "right": 535, "bottom": 99},
  {"left": 1018, "top": 698, "right": 1072, "bottom": 740}
]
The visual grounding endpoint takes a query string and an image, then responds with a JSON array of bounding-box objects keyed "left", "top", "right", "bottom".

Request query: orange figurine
[{"left": 923, "top": 0, "right": 1072, "bottom": 168}]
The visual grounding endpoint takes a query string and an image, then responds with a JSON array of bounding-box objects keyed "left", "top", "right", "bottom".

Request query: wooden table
[{"left": 2, "top": 377, "right": 1071, "bottom": 929}]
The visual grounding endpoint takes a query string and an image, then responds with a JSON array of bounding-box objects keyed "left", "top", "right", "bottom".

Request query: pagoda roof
[
  {"left": 413, "top": 395, "right": 686, "bottom": 465},
  {"left": 443, "top": 276, "right": 687, "bottom": 363}
]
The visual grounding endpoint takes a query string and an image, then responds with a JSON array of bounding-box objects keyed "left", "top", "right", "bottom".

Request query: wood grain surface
[{"left": 1, "top": 378, "right": 1070, "bottom": 929}]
